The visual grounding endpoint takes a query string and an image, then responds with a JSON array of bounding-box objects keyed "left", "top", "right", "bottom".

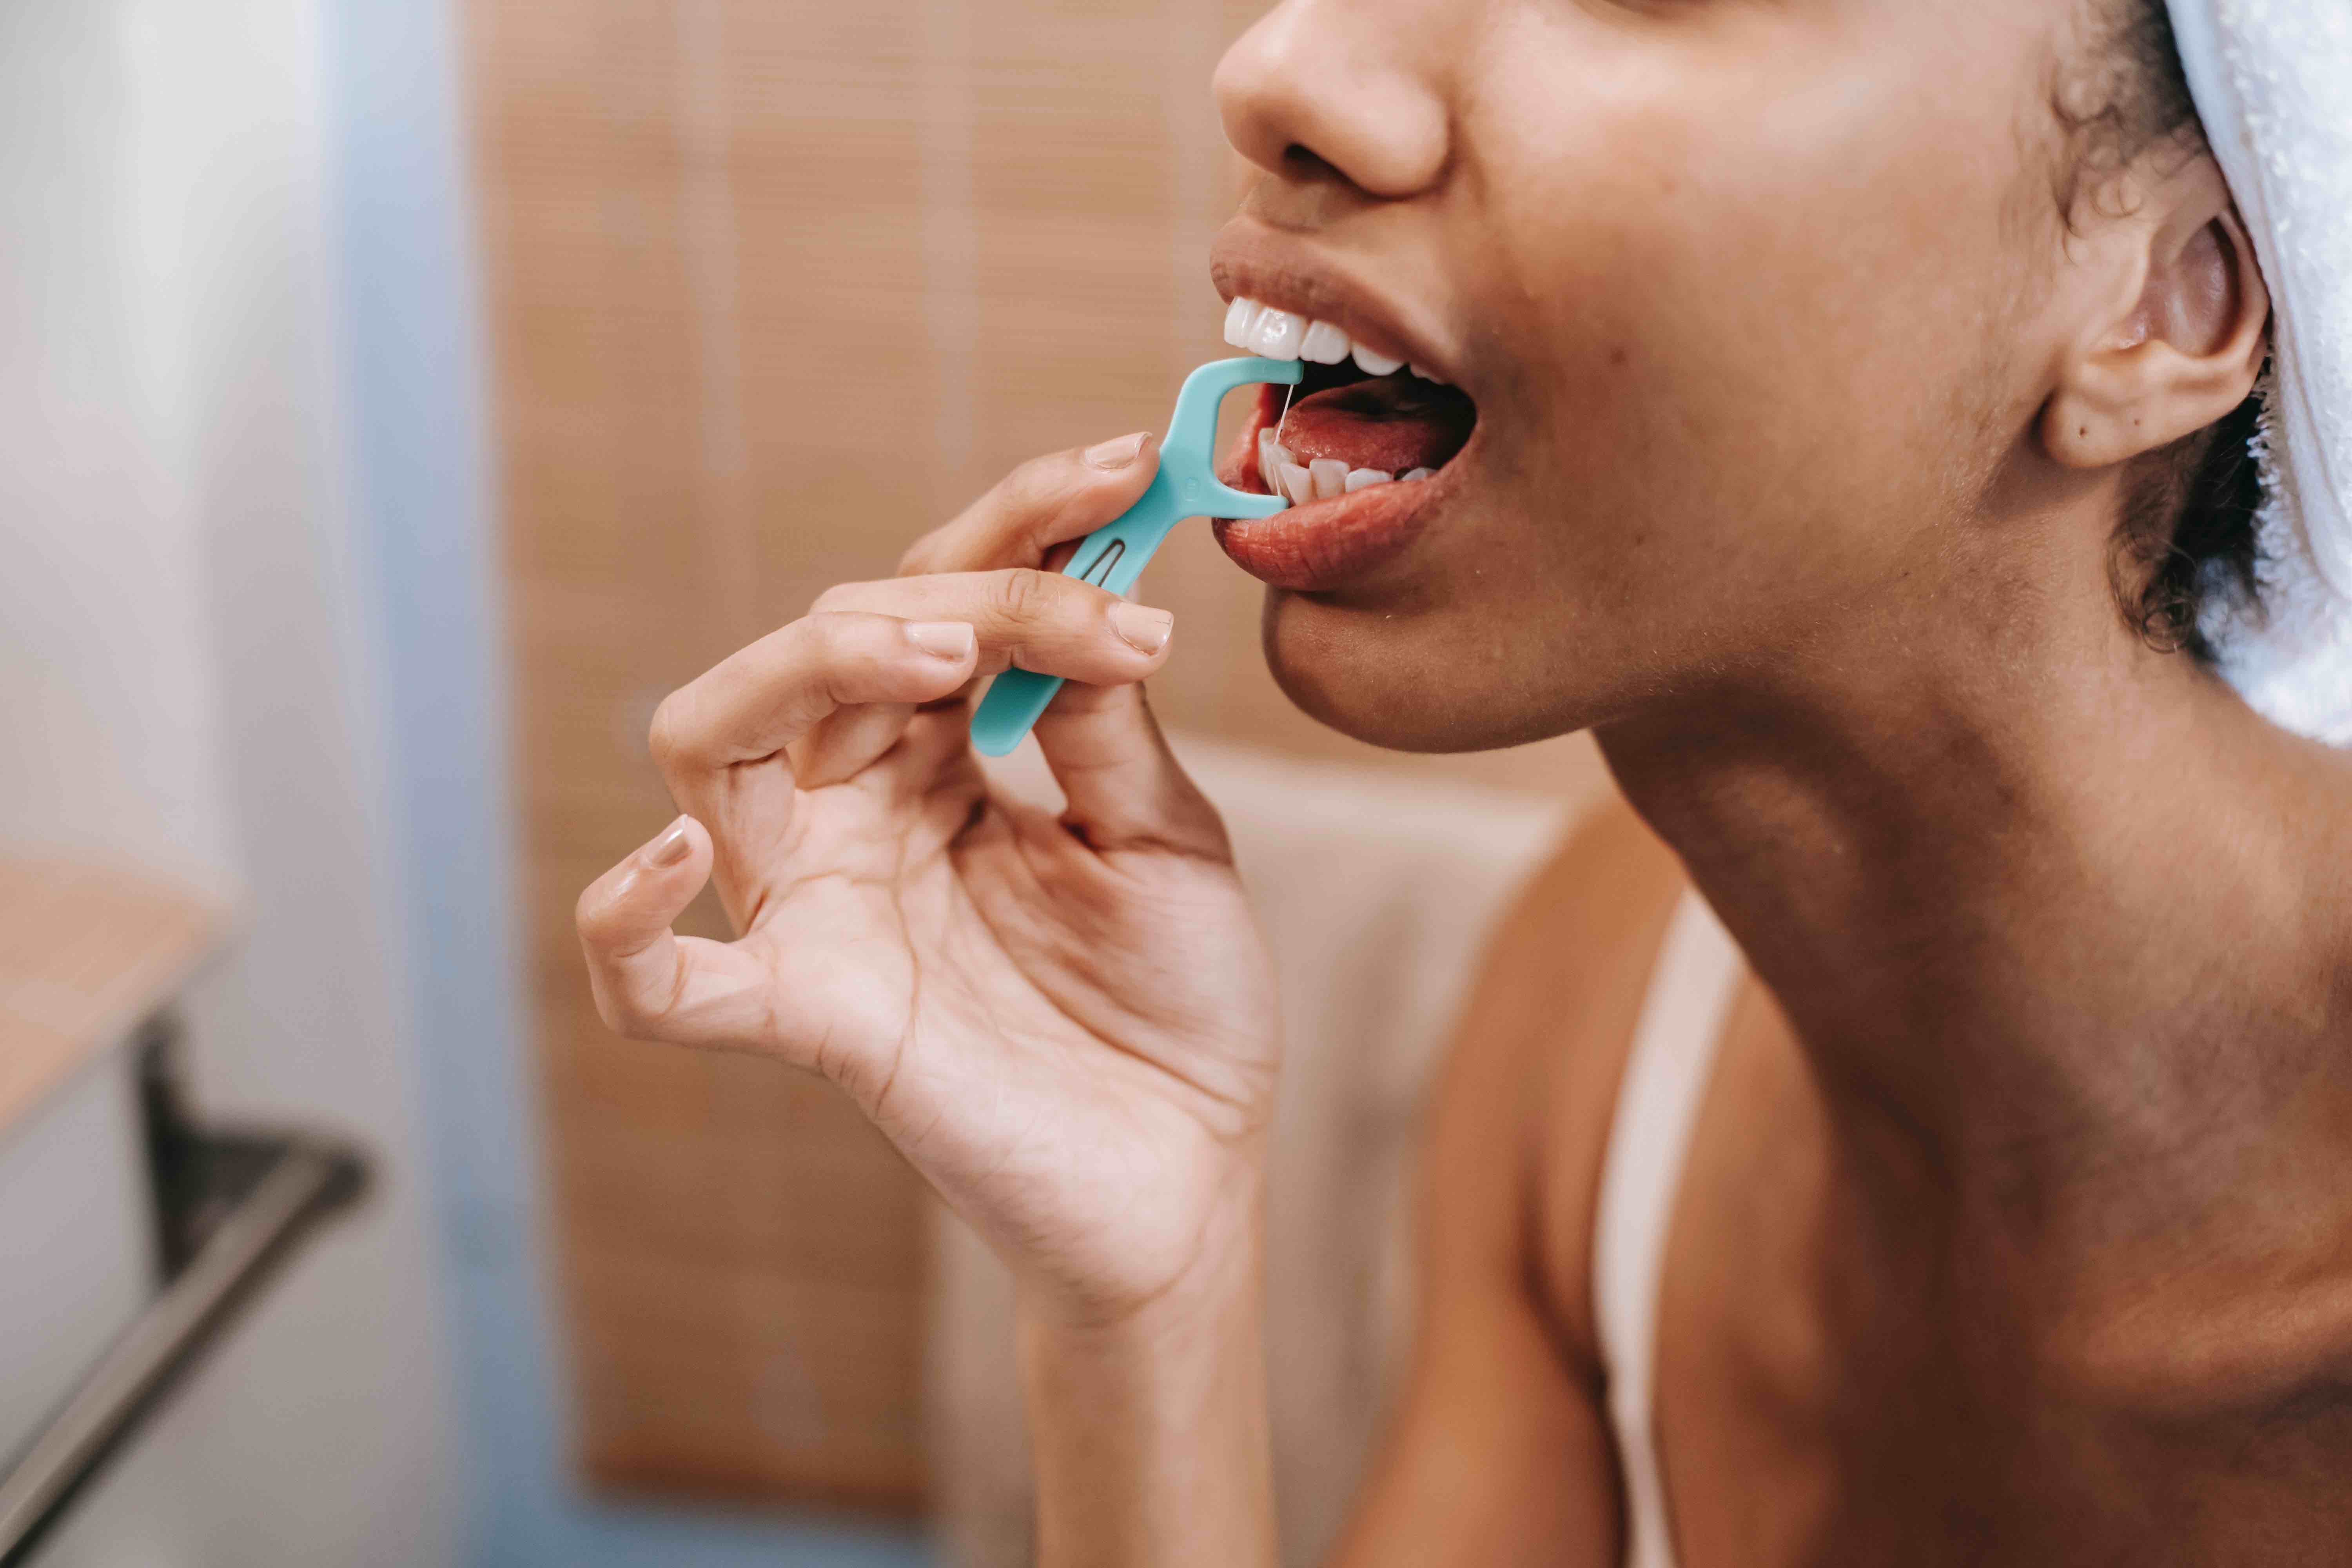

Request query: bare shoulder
[
  {"left": 1327, "top": 799, "right": 1691, "bottom": 1566},
  {"left": 1419, "top": 795, "right": 1689, "bottom": 1359}
]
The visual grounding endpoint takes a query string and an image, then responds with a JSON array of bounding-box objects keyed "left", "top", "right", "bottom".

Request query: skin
[{"left": 578, "top": 0, "right": 2352, "bottom": 1562}]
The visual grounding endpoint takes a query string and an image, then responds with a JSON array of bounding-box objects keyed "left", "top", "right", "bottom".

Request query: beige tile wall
[{"left": 467, "top": 0, "right": 1600, "bottom": 1512}]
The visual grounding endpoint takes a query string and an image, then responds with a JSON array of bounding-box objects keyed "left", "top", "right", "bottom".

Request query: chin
[{"left": 1257, "top": 588, "right": 1587, "bottom": 754}]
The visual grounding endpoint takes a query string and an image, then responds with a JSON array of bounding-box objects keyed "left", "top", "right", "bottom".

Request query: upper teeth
[{"left": 1223, "top": 297, "right": 1443, "bottom": 383}]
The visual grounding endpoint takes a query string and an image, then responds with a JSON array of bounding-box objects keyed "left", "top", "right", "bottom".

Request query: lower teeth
[{"left": 1256, "top": 430, "right": 1436, "bottom": 501}]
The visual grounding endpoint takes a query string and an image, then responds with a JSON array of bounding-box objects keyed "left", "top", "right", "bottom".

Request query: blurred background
[{"left": 0, "top": 0, "right": 1603, "bottom": 1563}]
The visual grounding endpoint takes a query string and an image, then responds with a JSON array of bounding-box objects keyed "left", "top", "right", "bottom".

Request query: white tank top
[{"left": 1591, "top": 891, "right": 1744, "bottom": 1568}]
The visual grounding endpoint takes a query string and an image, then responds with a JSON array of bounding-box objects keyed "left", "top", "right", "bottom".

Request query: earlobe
[{"left": 2042, "top": 160, "right": 2271, "bottom": 472}]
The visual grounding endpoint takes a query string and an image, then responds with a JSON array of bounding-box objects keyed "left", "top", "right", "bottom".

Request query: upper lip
[{"left": 1209, "top": 220, "right": 1465, "bottom": 390}]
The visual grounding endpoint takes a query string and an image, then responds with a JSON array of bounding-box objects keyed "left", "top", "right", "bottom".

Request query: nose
[{"left": 1213, "top": 0, "right": 1452, "bottom": 202}]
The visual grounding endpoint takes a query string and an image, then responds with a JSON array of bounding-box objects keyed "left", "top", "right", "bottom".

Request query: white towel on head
[{"left": 2169, "top": 0, "right": 2352, "bottom": 742}]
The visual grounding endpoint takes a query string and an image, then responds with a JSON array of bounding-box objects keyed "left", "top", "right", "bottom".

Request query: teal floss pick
[{"left": 968, "top": 356, "right": 1303, "bottom": 758}]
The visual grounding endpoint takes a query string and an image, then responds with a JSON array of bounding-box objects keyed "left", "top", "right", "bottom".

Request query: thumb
[
  {"left": 576, "top": 815, "right": 766, "bottom": 1046},
  {"left": 1032, "top": 676, "right": 1231, "bottom": 861}
]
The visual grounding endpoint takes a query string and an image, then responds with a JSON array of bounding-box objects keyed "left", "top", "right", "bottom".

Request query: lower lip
[{"left": 1210, "top": 405, "right": 1463, "bottom": 592}]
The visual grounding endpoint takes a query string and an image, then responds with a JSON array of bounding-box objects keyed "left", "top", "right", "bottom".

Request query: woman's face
[{"left": 1209, "top": 0, "right": 2082, "bottom": 751}]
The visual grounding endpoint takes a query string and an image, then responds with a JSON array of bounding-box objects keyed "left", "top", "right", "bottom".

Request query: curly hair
[{"left": 2059, "top": 0, "right": 2267, "bottom": 660}]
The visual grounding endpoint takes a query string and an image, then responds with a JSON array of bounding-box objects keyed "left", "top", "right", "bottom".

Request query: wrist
[
  {"left": 1017, "top": 1153, "right": 1267, "bottom": 1348},
  {"left": 1015, "top": 1166, "right": 1278, "bottom": 1568}
]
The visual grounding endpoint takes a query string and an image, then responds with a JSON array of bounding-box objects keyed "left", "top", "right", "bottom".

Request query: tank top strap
[{"left": 1592, "top": 888, "right": 1744, "bottom": 1568}]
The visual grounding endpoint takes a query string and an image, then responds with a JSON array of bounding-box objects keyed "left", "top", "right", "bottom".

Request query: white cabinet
[{"left": 0, "top": 1053, "right": 154, "bottom": 1466}]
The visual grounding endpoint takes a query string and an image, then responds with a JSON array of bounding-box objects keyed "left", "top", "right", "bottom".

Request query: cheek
[{"left": 1467, "top": 28, "right": 2031, "bottom": 605}]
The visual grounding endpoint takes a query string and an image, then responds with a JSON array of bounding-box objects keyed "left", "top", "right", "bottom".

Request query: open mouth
[
  {"left": 1220, "top": 298, "right": 1479, "bottom": 501},
  {"left": 1212, "top": 297, "right": 1478, "bottom": 589}
]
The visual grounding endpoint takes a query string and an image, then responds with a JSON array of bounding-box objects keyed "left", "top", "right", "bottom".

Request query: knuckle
[
  {"left": 645, "top": 691, "right": 695, "bottom": 771},
  {"left": 810, "top": 581, "right": 857, "bottom": 615},
  {"left": 573, "top": 873, "right": 635, "bottom": 951},
  {"left": 573, "top": 880, "right": 610, "bottom": 939},
  {"left": 1003, "top": 450, "right": 1072, "bottom": 513},
  {"left": 990, "top": 565, "right": 1055, "bottom": 624},
  {"left": 993, "top": 455, "right": 1086, "bottom": 541}
]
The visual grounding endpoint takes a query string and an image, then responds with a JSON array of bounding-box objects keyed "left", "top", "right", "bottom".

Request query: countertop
[{"left": 0, "top": 858, "right": 224, "bottom": 1137}]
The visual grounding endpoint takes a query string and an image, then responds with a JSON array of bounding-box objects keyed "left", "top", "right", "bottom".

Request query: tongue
[{"left": 1275, "top": 377, "right": 1475, "bottom": 476}]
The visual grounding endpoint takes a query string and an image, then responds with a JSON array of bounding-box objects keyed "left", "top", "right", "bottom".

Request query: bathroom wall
[{"left": 0, "top": 0, "right": 459, "bottom": 1561}]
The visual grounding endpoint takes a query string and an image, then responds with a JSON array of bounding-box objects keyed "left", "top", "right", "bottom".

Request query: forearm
[{"left": 1017, "top": 1174, "right": 1278, "bottom": 1568}]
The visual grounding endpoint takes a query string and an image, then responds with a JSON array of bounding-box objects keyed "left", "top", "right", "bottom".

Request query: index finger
[
  {"left": 647, "top": 610, "right": 980, "bottom": 787},
  {"left": 896, "top": 432, "right": 1160, "bottom": 576}
]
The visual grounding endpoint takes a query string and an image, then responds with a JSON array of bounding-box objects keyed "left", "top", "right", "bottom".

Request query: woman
[{"left": 577, "top": 0, "right": 2352, "bottom": 1561}]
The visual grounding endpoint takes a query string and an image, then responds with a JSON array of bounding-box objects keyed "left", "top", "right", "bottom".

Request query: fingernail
[
  {"left": 646, "top": 815, "right": 693, "bottom": 866},
  {"left": 1083, "top": 432, "right": 1152, "bottom": 470},
  {"left": 907, "top": 621, "right": 976, "bottom": 660},
  {"left": 1109, "top": 603, "right": 1174, "bottom": 655}
]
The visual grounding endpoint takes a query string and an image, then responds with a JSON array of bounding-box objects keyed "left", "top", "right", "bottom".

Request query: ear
[{"left": 2041, "top": 156, "right": 2271, "bottom": 470}]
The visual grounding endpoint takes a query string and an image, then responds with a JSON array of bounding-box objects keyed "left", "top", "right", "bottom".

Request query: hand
[{"left": 576, "top": 434, "right": 1280, "bottom": 1320}]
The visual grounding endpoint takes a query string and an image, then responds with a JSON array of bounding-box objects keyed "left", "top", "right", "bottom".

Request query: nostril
[{"left": 1282, "top": 144, "right": 1343, "bottom": 182}]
